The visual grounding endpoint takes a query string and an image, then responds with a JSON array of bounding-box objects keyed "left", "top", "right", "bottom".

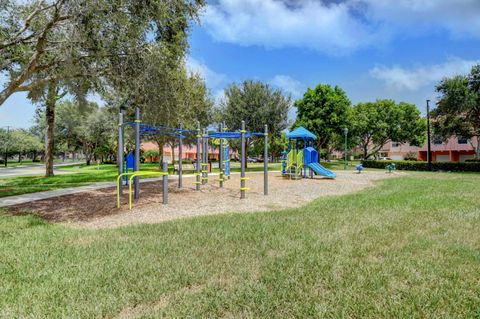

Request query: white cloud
[
  {"left": 270, "top": 75, "right": 304, "bottom": 99},
  {"left": 370, "top": 57, "right": 480, "bottom": 91},
  {"left": 186, "top": 57, "right": 227, "bottom": 89},
  {"left": 203, "top": 0, "right": 380, "bottom": 55},
  {"left": 361, "top": 0, "right": 480, "bottom": 37},
  {"left": 201, "top": 0, "right": 480, "bottom": 54}
]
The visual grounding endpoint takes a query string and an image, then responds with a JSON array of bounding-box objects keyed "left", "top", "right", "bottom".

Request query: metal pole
[
  {"left": 426, "top": 100, "right": 432, "bottom": 170},
  {"left": 178, "top": 124, "right": 183, "bottom": 188},
  {"left": 4, "top": 126, "right": 9, "bottom": 167},
  {"left": 205, "top": 130, "right": 209, "bottom": 183},
  {"left": 224, "top": 121, "right": 230, "bottom": 180},
  {"left": 117, "top": 113, "right": 124, "bottom": 194},
  {"left": 162, "top": 161, "right": 168, "bottom": 204},
  {"left": 196, "top": 124, "right": 201, "bottom": 191},
  {"left": 264, "top": 124, "right": 268, "bottom": 195},
  {"left": 344, "top": 128, "right": 348, "bottom": 170},
  {"left": 219, "top": 123, "right": 224, "bottom": 188},
  {"left": 240, "top": 120, "right": 246, "bottom": 199},
  {"left": 202, "top": 129, "right": 206, "bottom": 185},
  {"left": 134, "top": 107, "right": 140, "bottom": 199}
]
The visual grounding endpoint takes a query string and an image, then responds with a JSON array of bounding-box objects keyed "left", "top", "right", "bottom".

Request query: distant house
[{"left": 379, "top": 136, "right": 478, "bottom": 162}]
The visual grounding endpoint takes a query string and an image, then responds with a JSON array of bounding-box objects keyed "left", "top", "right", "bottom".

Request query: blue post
[{"left": 303, "top": 137, "right": 307, "bottom": 178}]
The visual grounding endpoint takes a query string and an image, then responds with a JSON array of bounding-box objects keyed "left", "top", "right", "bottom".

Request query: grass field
[{"left": 1, "top": 171, "right": 479, "bottom": 317}]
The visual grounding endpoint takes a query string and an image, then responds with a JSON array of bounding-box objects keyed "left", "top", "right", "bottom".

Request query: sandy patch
[{"left": 7, "top": 170, "right": 401, "bottom": 229}]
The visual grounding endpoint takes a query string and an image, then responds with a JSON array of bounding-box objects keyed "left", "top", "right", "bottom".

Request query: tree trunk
[
  {"left": 157, "top": 142, "right": 164, "bottom": 169},
  {"left": 18, "top": 152, "right": 21, "bottom": 163},
  {"left": 170, "top": 142, "right": 175, "bottom": 164},
  {"left": 363, "top": 144, "right": 368, "bottom": 159},
  {"left": 44, "top": 81, "right": 57, "bottom": 177}
]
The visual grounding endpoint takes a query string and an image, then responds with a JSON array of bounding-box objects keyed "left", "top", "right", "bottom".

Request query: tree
[
  {"left": 76, "top": 106, "right": 117, "bottom": 165},
  {"left": 219, "top": 80, "right": 291, "bottom": 164},
  {"left": 115, "top": 46, "right": 214, "bottom": 166},
  {"left": 433, "top": 64, "right": 480, "bottom": 158},
  {"left": 9, "top": 129, "right": 43, "bottom": 162},
  {"left": 221, "top": 80, "right": 290, "bottom": 134},
  {"left": 293, "top": 84, "right": 351, "bottom": 157},
  {"left": 0, "top": 128, "right": 43, "bottom": 163},
  {"left": 1, "top": 0, "right": 205, "bottom": 176},
  {"left": 351, "top": 100, "right": 426, "bottom": 159}
]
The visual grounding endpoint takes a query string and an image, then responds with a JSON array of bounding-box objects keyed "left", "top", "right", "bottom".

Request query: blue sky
[{"left": 2, "top": 0, "right": 480, "bottom": 128}]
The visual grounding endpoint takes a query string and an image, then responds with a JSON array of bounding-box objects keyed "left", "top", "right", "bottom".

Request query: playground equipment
[
  {"left": 123, "top": 153, "right": 135, "bottom": 185},
  {"left": 116, "top": 108, "right": 175, "bottom": 209},
  {"left": 356, "top": 164, "right": 364, "bottom": 173},
  {"left": 282, "top": 126, "right": 336, "bottom": 179},
  {"left": 386, "top": 163, "right": 396, "bottom": 173},
  {"left": 116, "top": 108, "right": 269, "bottom": 209}
]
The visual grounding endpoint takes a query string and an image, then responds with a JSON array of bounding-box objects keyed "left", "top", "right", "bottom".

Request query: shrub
[
  {"left": 361, "top": 160, "right": 480, "bottom": 172},
  {"left": 404, "top": 152, "right": 418, "bottom": 161},
  {"left": 465, "top": 158, "right": 480, "bottom": 162}
]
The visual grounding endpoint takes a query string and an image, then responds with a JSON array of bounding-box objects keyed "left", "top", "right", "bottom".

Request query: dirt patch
[{"left": 7, "top": 171, "right": 401, "bottom": 229}]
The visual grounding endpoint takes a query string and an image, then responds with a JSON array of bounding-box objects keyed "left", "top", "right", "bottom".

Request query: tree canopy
[
  {"left": 433, "top": 64, "right": 480, "bottom": 157},
  {"left": 351, "top": 99, "right": 426, "bottom": 159},
  {"left": 1, "top": 0, "right": 205, "bottom": 175},
  {"left": 219, "top": 80, "right": 290, "bottom": 134},
  {"left": 293, "top": 84, "right": 351, "bottom": 154},
  {"left": 0, "top": 0, "right": 205, "bottom": 105}
]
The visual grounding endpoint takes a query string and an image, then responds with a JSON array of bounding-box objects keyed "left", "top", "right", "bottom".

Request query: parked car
[{"left": 378, "top": 157, "right": 392, "bottom": 160}]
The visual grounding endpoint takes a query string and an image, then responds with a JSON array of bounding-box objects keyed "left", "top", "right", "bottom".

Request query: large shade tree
[
  {"left": 432, "top": 64, "right": 480, "bottom": 158},
  {"left": 1, "top": 0, "right": 205, "bottom": 176},
  {"left": 293, "top": 84, "right": 351, "bottom": 157},
  {"left": 220, "top": 80, "right": 290, "bottom": 134},
  {"left": 219, "top": 80, "right": 291, "bottom": 163},
  {"left": 351, "top": 99, "right": 426, "bottom": 159},
  {"left": 109, "top": 46, "right": 214, "bottom": 166}
]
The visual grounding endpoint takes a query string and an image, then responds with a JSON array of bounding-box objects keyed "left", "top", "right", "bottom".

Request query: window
[
  {"left": 457, "top": 137, "right": 468, "bottom": 144},
  {"left": 391, "top": 142, "right": 401, "bottom": 147},
  {"left": 433, "top": 137, "right": 443, "bottom": 145}
]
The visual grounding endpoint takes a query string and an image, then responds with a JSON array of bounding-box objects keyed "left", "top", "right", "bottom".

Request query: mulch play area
[{"left": 7, "top": 171, "right": 399, "bottom": 229}]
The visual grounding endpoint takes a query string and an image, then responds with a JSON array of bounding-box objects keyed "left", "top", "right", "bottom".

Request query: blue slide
[{"left": 308, "top": 163, "right": 336, "bottom": 179}]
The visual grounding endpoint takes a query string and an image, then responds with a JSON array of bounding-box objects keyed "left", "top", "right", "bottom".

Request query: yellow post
[
  {"left": 117, "top": 171, "right": 168, "bottom": 210},
  {"left": 127, "top": 172, "right": 168, "bottom": 210}
]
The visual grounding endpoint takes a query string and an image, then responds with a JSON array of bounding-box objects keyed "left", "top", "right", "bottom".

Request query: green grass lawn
[
  {"left": 0, "top": 160, "right": 41, "bottom": 168},
  {"left": 1, "top": 172, "right": 479, "bottom": 317},
  {"left": 0, "top": 159, "right": 73, "bottom": 168}
]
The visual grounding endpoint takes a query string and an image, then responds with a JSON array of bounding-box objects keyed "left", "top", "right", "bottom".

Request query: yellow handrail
[{"left": 116, "top": 171, "right": 168, "bottom": 209}]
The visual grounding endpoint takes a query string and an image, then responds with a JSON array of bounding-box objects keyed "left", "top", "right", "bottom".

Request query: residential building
[{"left": 379, "top": 136, "right": 478, "bottom": 162}]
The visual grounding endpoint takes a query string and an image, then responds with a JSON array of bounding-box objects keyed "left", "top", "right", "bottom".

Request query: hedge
[{"left": 361, "top": 160, "right": 480, "bottom": 172}]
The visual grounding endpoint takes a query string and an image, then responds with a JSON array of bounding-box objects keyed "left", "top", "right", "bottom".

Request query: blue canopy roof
[{"left": 286, "top": 126, "right": 317, "bottom": 140}]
